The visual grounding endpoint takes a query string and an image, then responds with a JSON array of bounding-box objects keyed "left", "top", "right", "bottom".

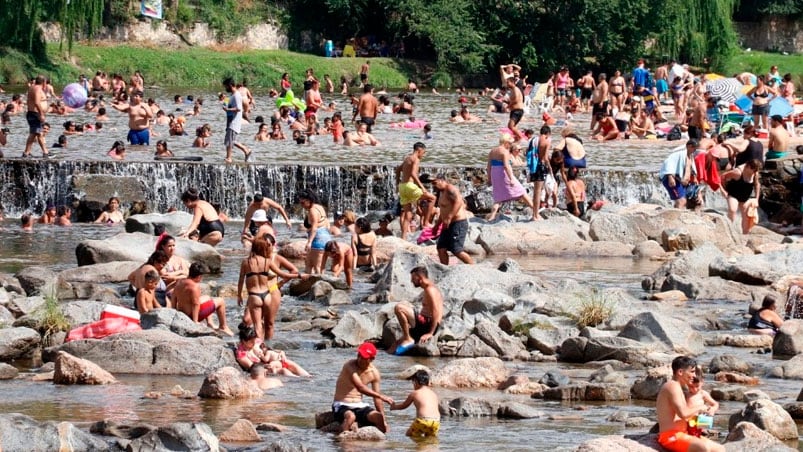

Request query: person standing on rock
[
  {"left": 396, "top": 142, "right": 436, "bottom": 240},
  {"left": 391, "top": 266, "right": 443, "bottom": 355},
  {"left": 656, "top": 356, "right": 725, "bottom": 452},
  {"left": 173, "top": 262, "right": 234, "bottom": 336},
  {"left": 432, "top": 174, "right": 474, "bottom": 266},
  {"left": 332, "top": 342, "right": 394, "bottom": 433}
]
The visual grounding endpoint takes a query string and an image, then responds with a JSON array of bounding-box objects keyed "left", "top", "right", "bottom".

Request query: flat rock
[
  {"left": 431, "top": 357, "right": 508, "bottom": 389},
  {"left": 45, "top": 329, "right": 237, "bottom": 375},
  {"left": 337, "top": 426, "right": 385, "bottom": 441},
  {"left": 0, "top": 413, "right": 110, "bottom": 451},
  {"left": 0, "top": 363, "right": 19, "bottom": 379},
  {"left": 140, "top": 308, "right": 218, "bottom": 337},
  {"left": 58, "top": 261, "right": 141, "bottom": 284},
  {"left": 123, "top": 422, "right": 220, "bottom": 451},
  {"left": 75, "top": 232, "right": 222, "bottom": 273},
  {"left": 125, "top": 212, "right": 193, "bottom": 235}
]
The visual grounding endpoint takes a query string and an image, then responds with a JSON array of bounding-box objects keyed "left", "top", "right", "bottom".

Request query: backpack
[{"left": 667, "top": 125, "right": 682, "bottom": 141}]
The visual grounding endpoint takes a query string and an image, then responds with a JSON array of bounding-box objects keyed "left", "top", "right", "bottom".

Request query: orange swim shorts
[{"left": 657, "top": 429, "right": 692, "bottom": 452}]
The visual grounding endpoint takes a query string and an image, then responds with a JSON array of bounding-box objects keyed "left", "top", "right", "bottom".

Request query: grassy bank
[
  {"left": 0, "top": 44, "right": 431, "bottom": 89},
  {"left": 723, "top": 50, "right": 802, "bottom": 84}
]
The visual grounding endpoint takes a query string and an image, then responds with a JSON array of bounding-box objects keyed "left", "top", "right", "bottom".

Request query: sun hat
[{"left": 251, "top": 209, "right": 268, "bottom": 223}]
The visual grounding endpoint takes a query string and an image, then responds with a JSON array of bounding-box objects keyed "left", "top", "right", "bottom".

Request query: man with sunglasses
[{"left": 656, "top": 356, "right": 725, "bottom": 452}]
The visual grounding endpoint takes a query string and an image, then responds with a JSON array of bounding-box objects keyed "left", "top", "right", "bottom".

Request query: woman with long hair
[{"left": 237, "top": 236, "right": 308, "bottom": 340}]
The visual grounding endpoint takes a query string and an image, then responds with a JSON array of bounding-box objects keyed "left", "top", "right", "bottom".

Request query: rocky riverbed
[{"left": 1, "top": 204, "right": 803, "bottom": 451}]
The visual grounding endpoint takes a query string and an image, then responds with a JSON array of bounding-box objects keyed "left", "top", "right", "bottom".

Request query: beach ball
[{"left": 62, "top": 83, "right": 88, "bottom": 108}]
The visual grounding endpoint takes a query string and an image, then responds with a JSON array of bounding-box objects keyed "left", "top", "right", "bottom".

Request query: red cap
[{"left": 357, "top": 342, "right": 377, "bottom": 359}]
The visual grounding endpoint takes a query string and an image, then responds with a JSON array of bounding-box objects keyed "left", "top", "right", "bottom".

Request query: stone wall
[
  {"left": 735, "top": 16, "right": 803, "bottom": 53},
  {"left": 39, "top": 21, "right": 288, "bottom": 50},
  {"left": 760, "top": 155, "right": 803, "bottom": 225}
]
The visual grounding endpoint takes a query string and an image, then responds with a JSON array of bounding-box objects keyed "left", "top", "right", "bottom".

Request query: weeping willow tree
[
  {"left": 652, "top": 0, "right": 739, "bottom": 71},
  {"left": 0, "top": 0, "right": 104, "bottom": 61}
]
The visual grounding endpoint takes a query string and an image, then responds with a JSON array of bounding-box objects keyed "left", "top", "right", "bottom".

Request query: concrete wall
[
  {"left": 40, "top": 21, "right": 288, "bottom": 50},
  {"left": 735, "top": 16, "right": 803, "bottom": 53}
]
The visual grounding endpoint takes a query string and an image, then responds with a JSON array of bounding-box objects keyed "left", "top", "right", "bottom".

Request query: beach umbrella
[
  {"left": 706, "top": 78, "right": 743, "bottom": 102},
  {"left": 705, "top": 73, "right": 724, "bottom": 81}
]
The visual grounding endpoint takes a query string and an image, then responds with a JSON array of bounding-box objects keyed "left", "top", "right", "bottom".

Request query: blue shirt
[{"left": 632, "top": 66, "right": 649, "bottom": 89}]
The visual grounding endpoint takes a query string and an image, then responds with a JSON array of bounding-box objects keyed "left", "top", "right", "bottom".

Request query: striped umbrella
[{"left": 706, "top": 78, "right": 743, "bottom": 103}]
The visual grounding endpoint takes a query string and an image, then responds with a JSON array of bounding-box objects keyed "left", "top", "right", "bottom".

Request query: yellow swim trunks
[
  {"left": 408, "top": 417, "right": 440, "bottom": 438},
  {"left": 399, "top": 181, "right": 424, "bottom": 206}
]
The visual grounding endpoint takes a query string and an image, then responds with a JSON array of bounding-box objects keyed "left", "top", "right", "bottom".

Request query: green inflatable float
[{"left": 276, "top": 89, "right": 306, "bottom": 112}]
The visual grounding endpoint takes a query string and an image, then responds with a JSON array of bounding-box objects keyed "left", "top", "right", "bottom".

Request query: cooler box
[
  {"left": 66, "top": 317, "right": 142, "bottom": 342},
  {"left": 100, "top": 304, "right": 141, "bottom": 325}
]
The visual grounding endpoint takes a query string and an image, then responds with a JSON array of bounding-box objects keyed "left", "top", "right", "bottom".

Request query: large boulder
[
  {"left": 710, "top": 248, "right": 803, "bottom": 286},
  {"left": 14, "top": 266, "right": 61, "bottom": 297},
  {"left": 473, "top": 319, "right": 526, "bottom": 358},
  {"left": 769, "top": 354, "right": 803, "bottom": 380},
  {"left": 329, "top": 311, "right": 382, "bottom": 347},
  {"left": 475, "top": 216, "right": 590, "bottom": 255},
  {"left": 197, "top": 366, "right": 263, "bottom": 399},
  {"left": 630, "top": 367, "right": 670, "bottom": 400},
  {"left": 724, "top": 421, "right": 797, "bottom": 451},
  {"left": 728, "top": 399, "right": 798, "bottom": 441},
  {"left": 140, "top": 309, "right": 218, "bottom": 337},
  {"left": 70, "top": 174, "right": 147, "bottom": 218},
  {"left": 558, "top": 336, "right": 658, "bottom": 364},
  {"left": 0, "top": 413, "right": 110, "bottom": 451},
  {"left": 53, "top": 351, "right": 117, "bottom": 385},
  {"left": 45, "top": 329, "right": 237, "bottom": 375},
  {"left": 525, "top": 317, "right": 579, "bottom": 355},
  {"left": 430, "top": 357, "right": 509, "bottom": 389},
  {"left": 772, "top": 319, "right": 803, "bottom": 358},
  {"left": 575, "top": 435, "right": 659, "bottom": 452},
  {"left": 124, "top": 422, "right": 219, "bottom": 451},
  {"left": 618, "top": 312, "right": 704, "bottom": 355},
  {"left": 219, "top": 419, "right": 261, "bottom": 442},
  {"left": 125, "top": 212, "right": 194, "bottom": 235},
  {"left": 60, "top": 300, "right": 107, "bottom": 328},
  {"left": 373, "top": 250, "right": 448, "bottom": 302},
  {"left": 0, "top": 327, "right": 41, "bottom": 361},
  {"left": 75, "top": 232, "right": 222, "bottom": 273},
  {"left": 643, "top": 242, "right": 724, "bottom": 292},
  {"left": 58, "top": 261, "right": 141, "bottom": 284}
]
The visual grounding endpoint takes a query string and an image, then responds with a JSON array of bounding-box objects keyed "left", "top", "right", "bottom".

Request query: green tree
[
  {"left": 651, "top": 0, "right": 739, "bottom": 71},
  {"left": 0, "top": 0, "right": 104, "bottom": 60}
]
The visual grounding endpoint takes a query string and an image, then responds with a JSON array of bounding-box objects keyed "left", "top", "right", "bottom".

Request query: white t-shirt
[{"left": 226, "top": 91, "right": 244, "bottom": 133}]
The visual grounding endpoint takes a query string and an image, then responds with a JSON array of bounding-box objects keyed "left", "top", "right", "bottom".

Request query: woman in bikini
[
  {"left": 671, "top": 76, "right": 688, "bottom": 123},
  {"left": 609, "top": 70, "right": 626, "bottom": 112},
  {"left": 237, "top": 236, "right": 307, "bottom": 340},
  {"left": 180, "top": 188, "right": 224, "bottom": 246},
  {"left": 156, "top": 234, "right": 189, "bottom": 292},
  {"left": 235, "top": 326, "right": 310, "bottom": 376},
  {"left": 354, "top": 217, "right": 377, "bottom": 270},
  {"left": 323, "top": 241, "right": 355, "bottom": 288},
  {"left": 94, "top": 197, "right": 125, "bottom": 224},
  {"left": 748, "top": 75, "right": 775, "bottom": 130},
  {"left": 299, "top": 189, "right": 331, "bottom": 274},
  {"left": 721, "top": 159, "right": 762, "bottom": 234}
]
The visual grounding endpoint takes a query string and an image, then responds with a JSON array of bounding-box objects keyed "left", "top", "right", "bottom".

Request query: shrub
[
  {"left": 37, "top": 288, "right": 70, "bottom": 343},
  {"left": 430, "top": 71, "right": 452, "bottom": 88},
  {"left": 571, "top": 288, "right": 615, "bottom": 329}
]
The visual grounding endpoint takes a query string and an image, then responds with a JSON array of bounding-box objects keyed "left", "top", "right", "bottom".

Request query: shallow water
[
  {"left": 1, "top": 220, "right": 802, "bottom": 450},
  {"left": 0, "top": 88, "right": 682, "bottom": 171}
]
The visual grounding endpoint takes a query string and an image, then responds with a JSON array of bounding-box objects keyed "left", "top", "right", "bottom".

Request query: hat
[
  {"left": 251, "top": 209, "right": 268, "bottom": 223},
  {"left": 357, "top": 342, "right": 377, "bottom": 359},
  {"left": 770, "top": 115, "right": 784, "bottom": 123}
]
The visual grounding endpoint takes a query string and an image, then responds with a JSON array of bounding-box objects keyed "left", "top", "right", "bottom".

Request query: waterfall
[{"left": 0, "top": 159, "right": 725, "bottom": 218}]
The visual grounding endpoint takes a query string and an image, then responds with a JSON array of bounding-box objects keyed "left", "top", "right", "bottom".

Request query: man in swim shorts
[
  {"left": 396, "top": 143, "right": 436, "bottom": 240},
  {"left": 432, "top": 173, "right": 474, "bottom": 265},
  {"left": 23, "top": 75, "right": 50, "bottom": 158},
  {"left": 656, "top": 356, "right": 725, "bottom": 452},
  {"left": 172, "top": 262, "right": 233, "bottom": 336},
  {"left": 390, "top": 369, "right": 441, "bottom": 439},
  {"left": 358, "top": 84, "right": 378, "bottom": 132},
  {"left": 112, "top": 90, "right": 153, "bottom": 146},
  {"left": 332, "top": 342, "right": 394, "bottom": 433},
  {"left": 658, "top": 140, "right": 696, "bottom": 209},
  {"left": 506, "top": 77, "right": 525, "bottom": 141},
  {"left": 391, "top": 266, "right": 443, "bottom": 355}
]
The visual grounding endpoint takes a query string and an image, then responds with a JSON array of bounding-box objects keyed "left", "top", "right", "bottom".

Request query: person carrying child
[
  {"left": 684, "top": 365, "right": 718, "bottom": 438},
  {"left": 390, "top": 369, "right": 441, "bottom": 439}
]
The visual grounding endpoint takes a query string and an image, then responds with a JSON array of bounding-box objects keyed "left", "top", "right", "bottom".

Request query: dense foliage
[{"left": 0, "top": 0, "right": 794, "bottom": 82}]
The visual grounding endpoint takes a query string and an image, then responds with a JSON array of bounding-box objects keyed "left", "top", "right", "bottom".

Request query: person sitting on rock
[
  {"left": 332, "top": 342, "right": 394, "bottom": 433},
  {"left": 128, "top": 250, "right": 170, "bottom": 307},
  {"left": 173, "top": 262, "right": 233, "bottom": 336},
  {"left": 135, "top": 269, "right": 162, "bottom": 314},
  {"left": 748, "top": 294, "right": 783, "bottom": 335},
  {"left": 235, "top": 325, "right": 310, "bottom": 377},
  {"left": 390, "top": 266, "right": 443, "bottom": 356}
]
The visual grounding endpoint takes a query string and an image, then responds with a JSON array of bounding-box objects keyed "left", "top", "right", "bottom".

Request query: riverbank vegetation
[{"left": 0, "top": 44, "right": 424, "bottom": 88}]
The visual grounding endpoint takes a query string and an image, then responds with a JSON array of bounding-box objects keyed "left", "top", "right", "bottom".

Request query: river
[{"left": 0, "top": 88, "right": 799, "bottom": 450}]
